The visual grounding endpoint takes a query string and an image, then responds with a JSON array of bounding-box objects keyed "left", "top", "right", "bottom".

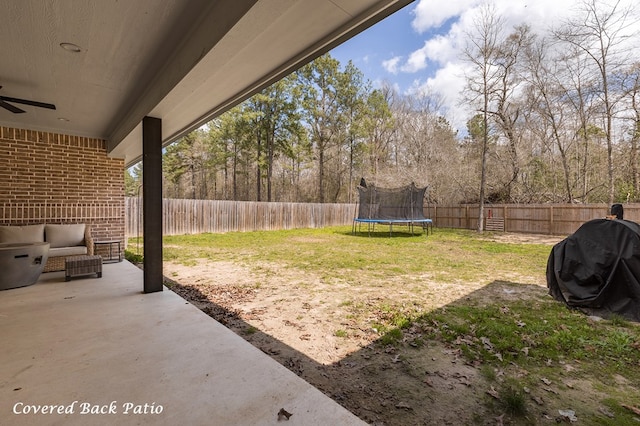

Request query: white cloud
[
  {"left": 424, "top": 35, "right": 457, "bottom": 65},
  {"left": 406, "top": 0, "right": 607, "bottom": 80},
  {"left": 400, "top": 47, "right": 428, "bottom": 73},
  {"left": 391, "top": 35, "right": 458, "bottom": 74},
  {"left": 382, "top": 56, "right": 402, "bottom": 74},
  {"left": 408, "top": 61, "right": 471, "bottom": 132},
  {"left": 397, "top": 0, "right": 640, "bottom": 132},
  {"left": 412, "top": 0, "right": 478, "bottom": 32},
  {"left": 412, "top": 0, "right": 587, "bottom": 34}
]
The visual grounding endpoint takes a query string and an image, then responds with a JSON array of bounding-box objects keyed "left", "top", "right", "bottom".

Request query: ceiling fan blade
[
  {"left": 0, "top": 96, "right": 56, "bottom": 110},
  {"left": 0, "top": 99, "right": 26, "bottom": 114}
]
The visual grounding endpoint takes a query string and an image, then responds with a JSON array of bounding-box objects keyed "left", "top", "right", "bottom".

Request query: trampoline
[{"left": 352, "top": 181, "right": 433, "bottom": 236}]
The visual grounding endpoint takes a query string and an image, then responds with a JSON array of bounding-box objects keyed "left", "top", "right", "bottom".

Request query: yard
[{"left": 134, "top": 226, "right": 640, "bottom": 425}]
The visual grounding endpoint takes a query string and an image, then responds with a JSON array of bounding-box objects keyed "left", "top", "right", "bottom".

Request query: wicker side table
[{"left": 65, "top": 255, "right": 103, "bottom": 281}]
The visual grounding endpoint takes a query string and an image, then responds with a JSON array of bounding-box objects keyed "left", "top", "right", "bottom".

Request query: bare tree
[
  {"left": 627, "top": 65, "right": 640, "bottom": 198},
  {"left": 523, "top": 37, "right": 585, "bottom": 202},
  {"left": 488, "top": 24, "right": 533, "bottom": 202},
  {"left": 389, "top": 89, "right": 460, "bottom": 203},
  {"left": 461, "top": 3, "right": 505, "bottom": 231},
  {"left": 615, "top": 63, "right": 640, "bottom": 199},
  {"left": 553, "top": 0, "right": 635, "bottom": 203}
]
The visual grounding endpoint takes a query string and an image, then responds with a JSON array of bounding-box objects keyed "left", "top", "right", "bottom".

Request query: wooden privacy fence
[
  {"left": 125, "top": 198, "right": 640, "bottom": 238},
  {"left": 431, "top": 203, "right": 640, "bottom": 236},
  {"left": 125, "top": 197, "right": 357, "bottom": 237}
]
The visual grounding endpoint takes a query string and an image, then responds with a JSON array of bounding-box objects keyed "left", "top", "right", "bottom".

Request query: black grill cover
[{"left": 546, "top": 219, "right": 640, "bottom": 322}]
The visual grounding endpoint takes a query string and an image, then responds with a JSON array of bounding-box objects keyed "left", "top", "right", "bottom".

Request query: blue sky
[
  {"left": 331, "top": 2, "right": 457, "bottom": 92},
  {"left": 331, "top": 4, "right": 425, "bottom": 91},
  {"left": 329, "top": 0, "right": 640, "bottom": 133}
]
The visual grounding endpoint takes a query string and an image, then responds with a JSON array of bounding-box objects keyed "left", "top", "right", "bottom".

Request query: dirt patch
[
  {"left": 166, "top": 259, "right": 496, "bottom": 424},
  {"left": 162, "top": 233, "right": 620, "bottom": 425},
  {"left": 482, "top": 232, "right": 566, "bottom": 246}
]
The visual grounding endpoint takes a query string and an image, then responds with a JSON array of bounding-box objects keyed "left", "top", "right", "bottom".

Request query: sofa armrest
[{"left": 85, "top": 225, "right": 94, "bottom": 255}]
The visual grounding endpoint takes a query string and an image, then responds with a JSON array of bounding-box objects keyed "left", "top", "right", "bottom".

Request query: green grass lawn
[
  {"left": 128, "top": 226, "right": 640, "bottom": 424},
  {"left": 148, "top": 226, "right": 551, "bottom": 282}
]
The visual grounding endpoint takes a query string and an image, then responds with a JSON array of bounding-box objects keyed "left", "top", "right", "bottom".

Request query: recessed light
[
  {"left": 57, "top": 117, "right": 70, "bottom": 122},
  {"left": 60, "top": 42, "right": 82, "bottom": 53}
]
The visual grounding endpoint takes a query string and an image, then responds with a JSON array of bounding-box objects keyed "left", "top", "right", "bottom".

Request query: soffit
[{"left": 0, "top": 0, "right": 414, "bottom": 166}]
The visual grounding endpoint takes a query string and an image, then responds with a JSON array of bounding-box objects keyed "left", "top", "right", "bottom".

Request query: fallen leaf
[
  {"left": 621, "top": 404, "right": 640, "bottom": 416},
  {"left": 284, "top": 358, "right": 304, "bottom": 375},
  {"left": 486, "top": 386, "right": 500, "bottom": 399},
  {"left": 458, "top": 377, "right": 472, "bottom": 387},
  {"left": 557, "top": 409, "right": 577, "bottom": 422},
  {"left": 395, "top": 402, "right": 412, "bottom": 410},
  {"left": 454, "top": 336, "right": 474, "bottom": 345},
  {"left": 481, "top": 336, "right": 494, "bottom": 350},
  {"left": 598, "top": 407, "right": 615, "bottom": 418},
  {"left": 532, "top": 395, "right": 544, "bottom": 406},
  {"left": 277, "top": 408, "right": 292, "bottom": 421}
]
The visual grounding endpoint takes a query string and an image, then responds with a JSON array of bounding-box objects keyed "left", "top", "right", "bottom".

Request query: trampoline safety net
[
  {"left": 357, "top": 183, "right": 428, "bottom": 220},
  {"left": 353, "top": 182, "right": 432, "bottom": 236}
]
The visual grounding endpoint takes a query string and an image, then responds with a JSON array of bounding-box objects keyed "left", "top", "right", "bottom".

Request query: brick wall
[{"left": 0, "top": 126, "right": 125, "bottom": 259}]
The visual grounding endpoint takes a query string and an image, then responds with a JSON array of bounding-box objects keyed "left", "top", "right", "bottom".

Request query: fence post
[
  {"left": 503, "top": 205, "right": 507, "bottom": 232},
  {"left": 465, "top": 205, "right": 469, "bottom": 229}
]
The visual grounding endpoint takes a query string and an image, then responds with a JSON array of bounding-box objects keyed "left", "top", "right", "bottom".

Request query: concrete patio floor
[{"left": 0, "top": 261, "right": 365, "bottom": 425}]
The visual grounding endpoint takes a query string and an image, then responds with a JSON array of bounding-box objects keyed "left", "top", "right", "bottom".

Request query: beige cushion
[
  {"left": 48, "top": 246, "right": 88, "bottom": 257},
  {"left": 0, "top": 224, "right": 45, "bottom": 244},
  {"left": 45, "top": 224, "right": 86, "bottom": 248}
]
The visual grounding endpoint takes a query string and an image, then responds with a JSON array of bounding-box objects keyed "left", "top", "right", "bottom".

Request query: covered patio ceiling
[{"left": 0, "top": 0, "right": 414, "bottom": 167}]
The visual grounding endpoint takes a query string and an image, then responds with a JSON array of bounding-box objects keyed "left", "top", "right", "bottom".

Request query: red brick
[{"left": 0, "top": 126, "right": 125, "bottom": 250}]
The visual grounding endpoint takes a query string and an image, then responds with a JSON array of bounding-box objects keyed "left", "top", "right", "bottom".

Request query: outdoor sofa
[{"left": 0, "top": 223, "right": 94, "bottom": 272}]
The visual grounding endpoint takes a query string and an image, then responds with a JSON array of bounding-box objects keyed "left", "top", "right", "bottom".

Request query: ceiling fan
[{"left": 0, "top": 86, "right": 56, "bottom": 114}]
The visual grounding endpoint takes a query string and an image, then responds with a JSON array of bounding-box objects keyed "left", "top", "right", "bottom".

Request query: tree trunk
[
  {"left": 267, "top": 131, "right": 274, "bottom": 202},
  {"left": 256, "top": 129, "right": 262, "bottom": 202},
  {"left": 632, "top": 99, "right": 640, "bottom": 198},
  {"left": 318, "top": 138, "right": 325, "bottom": 203},
  {"left": 478, "top": 110, "right": 488, "bottom": 233}
]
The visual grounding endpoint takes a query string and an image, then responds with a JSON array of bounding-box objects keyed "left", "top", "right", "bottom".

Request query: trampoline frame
[{"left": 352, "top": 218, "right": 433, "bottom": 236}]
